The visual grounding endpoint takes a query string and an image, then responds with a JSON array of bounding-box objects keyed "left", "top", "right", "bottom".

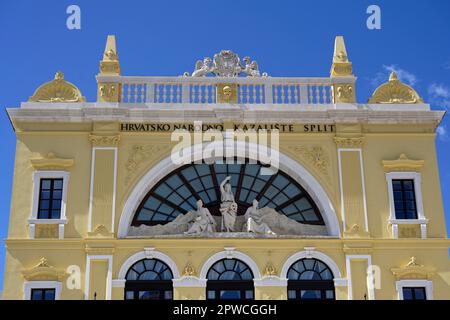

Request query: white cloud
[
  {"left": 436, "top": 125, "right": 448, "bottom": 141},
  {"left": 428, "top": 83, "right": 450, "bottom": 109},
  {"left": 370, "top": 65, "right": 418, "bottom": 88}
]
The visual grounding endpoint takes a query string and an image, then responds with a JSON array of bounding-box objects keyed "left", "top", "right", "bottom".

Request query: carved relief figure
[
  {"left": 243, "top": 199, "right": 276, "bottom": 235},
  {"left": 189, "top": 50, "right": 266, "bottom": 77},
  {"left": 219, "top": 176, "right": 237, "bottom": 232},
  {"left": 184, "top": 200, "right": 216, "bottom": 235},
  {"left": 191, "top": 57, "right": 213, "bottom": 77}
]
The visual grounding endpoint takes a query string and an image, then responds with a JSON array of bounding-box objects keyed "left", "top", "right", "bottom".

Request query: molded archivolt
[{"left": 117, "top": 142, "right": 341, "bottom": 237}]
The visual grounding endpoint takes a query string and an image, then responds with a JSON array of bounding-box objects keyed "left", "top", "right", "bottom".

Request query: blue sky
[{"left": 1, "top": 0, "right": 450, "bottom": 290}]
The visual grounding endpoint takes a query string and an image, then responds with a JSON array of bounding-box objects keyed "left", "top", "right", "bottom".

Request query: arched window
[
  {"left": 124, "top": 259, "right": 173, "bottom": 300},
  {"left": 132, "top": 161, "right": 324, "bottom": 226},
  {"left": 287, "top": 258, "right": 335, "bottom": 300},
  {"left": 206, "top": 259, "right": 254, "bottom": 300}
]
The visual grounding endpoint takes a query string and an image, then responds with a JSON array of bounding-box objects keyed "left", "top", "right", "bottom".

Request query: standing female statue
[{"left": 219, "top": 176, "right": 237, "bottom": 232}]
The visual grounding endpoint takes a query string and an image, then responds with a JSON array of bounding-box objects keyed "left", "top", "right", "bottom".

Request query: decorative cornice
[
  {"left": 30, "top": 152, "right": 74, "bottom": 170},
  {"left": 369, "top": 72, "right": 424, "bottom": 104},
  {"left": 22, "top": 258, "right": 65, "bottom": 281},
  {"left": 391, "top": 257, "right": 435, "bottom": 280},
  {"left": 334, "top": 136, "right": 364, "bottom": 148},
  {"left": 88, "top": 134, "right": 120, "bottom": 147},
  {"left": 382, "top": 153, "right": 424, "bottom": 172},
  {"left": 29, "top": 71, "right": 85, "bottom": 103}
]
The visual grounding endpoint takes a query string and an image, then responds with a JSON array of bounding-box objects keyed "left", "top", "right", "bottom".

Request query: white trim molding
[
  {"left": 88, "top": 147, "right": 118, "bottom": 233},
  {"left": 24, "top": 280, "right": 62, "bottom": 300},
  {"left": 84, "top": 255, "right": 113, "bottom": 300},
  {"left": 280, "top": 249, "right": 343, "bottom": 282},
  {"left": 337, "top": 148, "right": 369, "bottom": 232},
  {"left": 29, "top": 170, "right": 70, "bottom": 239},
  {"left": 395, "top": 279, "right": 433, "bottom": 300},
  {"left": 386, "top": 171, "right": 428, "bottom": 239},
  {"left": 118, "top": 141, "right": 340, "bottom": 238},
  {"left": 345, "top": 254, "right": 375, "bottom": 300},
  {"left": 199, "top": 249, "right": 262, "bottom": 282}
]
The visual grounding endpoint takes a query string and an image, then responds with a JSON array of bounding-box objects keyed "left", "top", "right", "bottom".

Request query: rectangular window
[
  {"left": 31, "top": 288, "right": 56, "bottom": 300},
  {"left": 402, "top": 287, "right": 426, "bottom": 300},
  {"left": 37, "top": 178, "right": 63, "bottom": 219},
  {"left": 392, "top": 179, "right": 418, "bottom": 219}
]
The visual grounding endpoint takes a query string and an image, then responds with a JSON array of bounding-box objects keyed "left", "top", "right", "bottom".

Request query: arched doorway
[
  {"left": 287, "top": 258, "right": 335, "bottom": 300},
  {"left": 206, "top": 258, "right": 254, "bottom": 300},
  {"left": 124, "top": 258, "right": 174, "bottom": 300}
]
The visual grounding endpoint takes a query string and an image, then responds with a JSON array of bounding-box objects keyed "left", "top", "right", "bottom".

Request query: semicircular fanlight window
[{"left": 132, "top": 161, "right": 324, "bottom": 226}]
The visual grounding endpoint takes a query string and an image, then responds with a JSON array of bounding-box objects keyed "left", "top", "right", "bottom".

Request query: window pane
[
  {"left": 44, "top": 289, "right": 55, "bottom": 300},
  {"left": 220, "top": 290, "right": 241, "bottom": 299},
  {"left": 31, "top": 289, "right": 43, "bottom": 300},
  {"left": 393, "top": 179, "right": 417, "bottom": 220},
  {"left": 402, "top": 288, "right": 413, "bottom": 300},
  {"left": 125, "top": 291, "right": 134, "bottom": 300},
  {"left": 300, "top": 290, "right": 321, "bottom": 299},
  {"left": 207, "top": 290, "right": 215, "bottom": 299},
  {"left": 288, "top": 290, "right": 296, "bottom": 299}
]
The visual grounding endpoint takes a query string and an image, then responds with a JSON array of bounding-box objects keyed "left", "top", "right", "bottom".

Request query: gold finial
[
  {"left": 389, "top": 71, "right": 398, "bottom": 81},
  {"left": 99, "top": 35, "right": 120, "bottom": 75},
  {"left": 54, "top": 71, "right": 64, "bottom": 80},
  {"left": 29, "top": 72, "right": 85, "bottom": 103},
  {"left": 97, "top": 35, "right": 121, "bottom": 102},
  {"left": 368, "top": 71, "right": 424, "bottom": 104},
  {"left": 330, "top": 36, "right": 353, "bottom": 77}
]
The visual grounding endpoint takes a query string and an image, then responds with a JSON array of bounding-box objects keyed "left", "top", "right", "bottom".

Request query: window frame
[
  {"left": 23, "top": 281, "right": 62, "bottom": 300},
  {"left": 385, "top": 172, "right": 428, "bottom": 239},
  {"left": 29, "top": 171, "right": 70, "bottom": 239},
  {"left": 396, "top": 279, "right": 433, "bottom": 300},
  {"left": 206, "top": 258, "right": 255, "bottom": 300},
  {"left": 286, "top": 258, "right": 336, "bottom": 300}
]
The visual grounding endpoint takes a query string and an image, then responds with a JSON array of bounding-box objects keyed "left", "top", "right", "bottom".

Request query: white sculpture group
[
  {"left": 184, "top": 176, "right": 275, "bottom": 236},
  {"left": 186, "top": 50, "right": 266, "bottom": 77}
]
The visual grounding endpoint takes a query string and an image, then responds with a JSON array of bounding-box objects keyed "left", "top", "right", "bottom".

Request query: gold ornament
[
  {"left": 29, "top": 71, "right": 85, "bottom": 103},
  {"left": 369, "top": 72, "right": 423, "bottom": 104}
]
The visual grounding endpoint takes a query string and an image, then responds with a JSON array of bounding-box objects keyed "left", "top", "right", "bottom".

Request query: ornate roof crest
[
  {"left": 29, "top": 71, "right": 85, "bottom": 103},
  {"left": 368, "top": 71, "right": 424, "bottom": 104},
  {"left": 186, "top": 50, "right": 267, "bottom": 77}
]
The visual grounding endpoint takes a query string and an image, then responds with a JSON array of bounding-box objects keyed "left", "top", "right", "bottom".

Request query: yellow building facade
[{"left": 2, "top": 35, "right": 450, "bottom": 300}]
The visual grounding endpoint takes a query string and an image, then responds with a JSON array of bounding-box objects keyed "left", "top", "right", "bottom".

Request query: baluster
[
  {"left": 190, "top": 85, "right": 194, "bottom": 103},
  {"left": 252, "top": 85, "right": 256, "bottom": 103},
  {"left": 133, "top": 83, "right": 138, "bottom": 102},
  {"left": 162, "top": 84, "right": 166, "bottom": 103},
  {"left": 240, "top": 85, "right": 244, "bottom": 103},
  {"left": 140, "top": 84, "right": 144, "bottom": 102},
  {"left": 292, "top": 85, "right": 297, "bottom": 104},
  {"left": 155, "top": 84, "right": 160, "bottom": 103},
  {"left": 127, "top": 84, "right": 132, "bottom": 102},
  {"left": 245, "top": 85, "right": 249, "bottom": 103},
  {"left": 287, "top": 85, "right": 291, "bottom": 104},
  {"left": 178, "top": 84, "right": 182, "bottom": 103},
  {"left": 308, "top": 85, "right": 312, "bottom": 104},
  {"left": 315, "top": 84, "right": 320, "bottom": 104},
  {"left": 259, "top": 85, "right": 263, "bottom": 104},
  {"left": 168, "top": 85, "right": 172, "bottom": 103},
  {"left": 322, "top": 85, "right": 327, "bottom": 104},
  {"left": 121, "top": 84, "right": 125, "bottom": 102},
  {"left": 280, "top": 85, "right": 285, "bottom": 104}
]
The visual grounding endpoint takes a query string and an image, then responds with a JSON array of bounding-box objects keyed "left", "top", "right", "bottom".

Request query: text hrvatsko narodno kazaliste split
[{"left": 2, "top": 34, "right": 449, "bottom": 301}]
